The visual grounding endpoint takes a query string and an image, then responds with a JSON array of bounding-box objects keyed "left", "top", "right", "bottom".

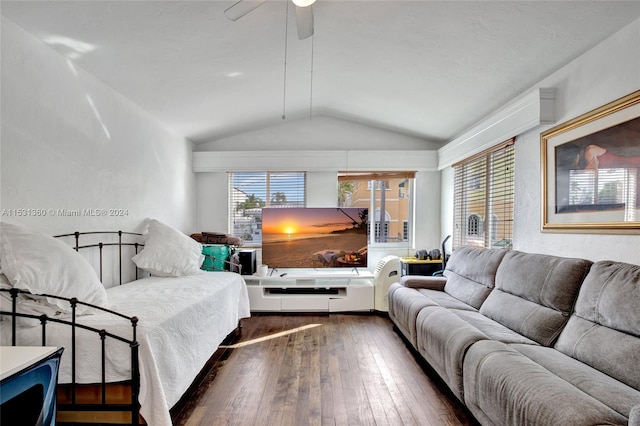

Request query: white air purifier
[{"left": 373, "top": 255, "right": 401, "bottom": 311}]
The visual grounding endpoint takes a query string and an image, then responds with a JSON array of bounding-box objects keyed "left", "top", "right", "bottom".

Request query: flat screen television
[{"left": 261, "top": 207, "right": 368, "bottom": 269}]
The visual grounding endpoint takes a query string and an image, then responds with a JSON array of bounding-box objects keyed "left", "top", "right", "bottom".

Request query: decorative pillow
[
  {"left": 0, "top": 222, "right": 108, "bottom": 314},
  {"left": 132, "top": 219, "right": 204, "bottom": 277},
  {"left": 0, "top": 272, "right": 13, "bottom": 317}
]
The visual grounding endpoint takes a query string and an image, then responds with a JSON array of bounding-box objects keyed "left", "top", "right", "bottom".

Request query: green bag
[{"left": 201, "top": 245, "right": 233, "bottom": 271}]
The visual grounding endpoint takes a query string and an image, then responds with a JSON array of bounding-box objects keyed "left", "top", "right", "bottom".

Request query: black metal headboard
[
  {"left": 1, "top": 229, "right": 145, "bottom": 424},
  {"left": 54, "top": 231, "right": 145, "bottom": 285}
]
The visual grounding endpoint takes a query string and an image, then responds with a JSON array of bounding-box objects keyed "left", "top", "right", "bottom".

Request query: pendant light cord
[
  {"left": 282, "top": 1, "right": 289, "bottom": 120},
  {"left": 309, "top": 34, "right": 314, "bottom": 120}
]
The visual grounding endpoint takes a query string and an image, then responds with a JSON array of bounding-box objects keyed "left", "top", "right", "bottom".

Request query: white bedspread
[{"left": 4, "top": 271, "right": 250, "bottom": 426}]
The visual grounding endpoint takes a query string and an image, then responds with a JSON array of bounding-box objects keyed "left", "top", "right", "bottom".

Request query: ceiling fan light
[{"left": 292, "top": 0, "right": 315, "bottom": 7}]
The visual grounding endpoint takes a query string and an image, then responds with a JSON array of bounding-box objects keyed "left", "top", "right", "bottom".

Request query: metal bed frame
[
  {"left": 1, "top": 231, "right": 144, "bottom": 424},
  {"left": 1, "top": 287, "right": 142, "bottom": 424},
  {"left": 0, "top": 230, "right": 240, "bottom": 424}
]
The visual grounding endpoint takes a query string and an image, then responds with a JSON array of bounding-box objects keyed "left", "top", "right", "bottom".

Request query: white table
[
  {"left": 0, "top": 346, "right": 60, "bottom": 381},
  {"left": 1, "top": 346, "right": 63, "bottom": 426}
]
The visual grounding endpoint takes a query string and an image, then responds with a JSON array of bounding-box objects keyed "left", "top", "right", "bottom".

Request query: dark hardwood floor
[{"left": 172, "top": 313, "right": 477, "bottom": 426}]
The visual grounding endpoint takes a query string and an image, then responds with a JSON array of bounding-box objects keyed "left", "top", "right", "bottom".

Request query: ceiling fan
[{"left": 224, "top": 0, "right": 315, "bottom": 40}]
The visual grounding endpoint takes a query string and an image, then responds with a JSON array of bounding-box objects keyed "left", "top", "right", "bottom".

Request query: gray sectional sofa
[{"left": 388, "top": 246, "right": 640, "bottom": 426}]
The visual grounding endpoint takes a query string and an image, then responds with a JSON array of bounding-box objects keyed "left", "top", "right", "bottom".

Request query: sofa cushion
[
  {"left": 631, "top": 405, "right": 640, "bottom": 426},
  {"left": 387, "top": 283, "right": 439, "bottom": 348},
  {"left": 511, "top": 343, "right": 640, "bottom": 420},
  {"left": 451, "top": 309, "right": 539, "bottom": 345},
  {"left": 463, "top": 340, "right": 631, "bottom": 426},
  {"left": 554, "top": 260, "right": 640, "bottom": 391},
  {"left": 569, "top": 260, "right": 640, "bottom": 335},
  {"left": 416, "top": 306, "right": 489, "bottom": 401},
  {"left": 479, "top": 250, "right": 592, "bottom": 346},
  {"left": 442, "top": 246, "right": 508, "bottom": 309},
  {"left": 416, "top": 289, "right": 479, "bottom": 311}
]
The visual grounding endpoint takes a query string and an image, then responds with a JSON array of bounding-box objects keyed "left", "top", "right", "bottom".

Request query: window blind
[
  {"left": 452, "top": 139, "right": 515, "bottom": 249},
  {"left": 337, "top": 171, "right": 416, "bottom": 182},
  {"left": 228, "top": 172, "right": 306, "bottom": 244}
]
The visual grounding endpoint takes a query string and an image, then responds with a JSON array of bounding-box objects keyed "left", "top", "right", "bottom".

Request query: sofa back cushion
[
  {"left": 443, "top": 246, "right": 508, "bottom": 309},
  {"left": 479, "top": 250, "right": 592, "bottom": 346},
  {"left": 554, "top": 261, "right": 640, "bottom": 390}
]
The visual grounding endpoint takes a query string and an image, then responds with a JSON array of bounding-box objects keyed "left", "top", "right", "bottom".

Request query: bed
[{"left": 0, "top": 220, "right": 250, "bottom": 425}]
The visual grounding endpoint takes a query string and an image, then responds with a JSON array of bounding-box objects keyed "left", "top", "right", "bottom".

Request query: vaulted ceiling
[{"left": 2, "top": 1, "right": 639, "bottom": 145}]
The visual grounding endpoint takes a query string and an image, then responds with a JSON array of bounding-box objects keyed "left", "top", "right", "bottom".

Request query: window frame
[
  {"left": 338, "top": 171, "right": 415, "bottom": 248},
  {"left": 228, "top": 171, "right": 306, "bottom": 246}
]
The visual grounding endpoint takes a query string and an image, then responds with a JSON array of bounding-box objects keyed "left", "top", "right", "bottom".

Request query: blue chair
[{"left": 1, "top": 347, "right": 64, "bottom": 426}]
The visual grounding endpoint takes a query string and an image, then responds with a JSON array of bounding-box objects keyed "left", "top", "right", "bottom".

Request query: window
[
  {"left": 467, "top": 214, "right": 481, "bottom": 236},
  {"left": 453, "top": 139, "right": 515, "bottom": 249},
  {"left": 229, "top": 172, "right": 306, "bottom": 244},
  {"left": 338, "top": 171, "right": 415, "bottom": 244}
]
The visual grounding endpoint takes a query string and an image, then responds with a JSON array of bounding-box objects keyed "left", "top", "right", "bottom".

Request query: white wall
[
  {"left": 195, "top": 115, "right": 441, "bottom": 152},
  {"left": 441, "top": 18, "right": 640, "bottom": 264},
  {"left": 0, "top": 18, "right": 197, "bottom": 235},
  {"left": 440, "top": 166, "right": 454, "bottom": 255},
  {"left": 7, "top": 11, "right": 634, "bottom": 267}
]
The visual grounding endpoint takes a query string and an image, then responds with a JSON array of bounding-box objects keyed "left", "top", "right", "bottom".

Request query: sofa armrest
[{"left": 400, "top": 275, "right": 447, "bottom": 290}]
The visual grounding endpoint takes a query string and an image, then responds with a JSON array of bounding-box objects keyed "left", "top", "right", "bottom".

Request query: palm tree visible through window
[
  {"left": 271, "top": 192, "right": 287, "bottom": 205},
  {"left": 228, "top": 172, "right": 306, "bottom": 244}
]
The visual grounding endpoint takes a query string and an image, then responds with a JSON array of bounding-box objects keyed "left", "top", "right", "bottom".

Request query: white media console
[{"left": 244, "top": 268, "right": 374, "bottom": 312}]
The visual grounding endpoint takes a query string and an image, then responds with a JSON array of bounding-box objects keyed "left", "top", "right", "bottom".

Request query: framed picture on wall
[{"left": 541, "top": 90, "right": 640, "bottom": 233}]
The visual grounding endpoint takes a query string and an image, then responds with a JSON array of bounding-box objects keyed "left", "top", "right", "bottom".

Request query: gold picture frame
[{"left": 541, "top": 90, "right": 640, "bottom": 233}]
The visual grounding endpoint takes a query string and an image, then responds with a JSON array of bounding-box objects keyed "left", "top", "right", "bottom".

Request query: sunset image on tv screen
[{"left": 261, "top": 207, "right": 368, "bottom": 268}]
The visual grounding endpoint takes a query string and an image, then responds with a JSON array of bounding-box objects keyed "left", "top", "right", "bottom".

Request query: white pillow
[
  {"left": 132, "top": 219, "right": 204, "bottom": 277},
  {"left": 0, "top": 222, "right": 108, "bottom": 314},
  {"left": 1, "top": 273, "right": 67, "bottom": 328},
  {"left": 0, "top": 273, "right": 14, "bottom": 317}
]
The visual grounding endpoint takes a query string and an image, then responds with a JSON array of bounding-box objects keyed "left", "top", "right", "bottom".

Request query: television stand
[{"left": 243, "top": 269, "right": 374, "bottom": 312}]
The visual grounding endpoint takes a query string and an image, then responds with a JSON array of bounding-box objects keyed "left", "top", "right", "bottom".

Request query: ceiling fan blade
[
  {"left": 224, "top": 0, "right": 268, "bottom": 21},
  {"left": 295, "top": 5, "right": 314, "bottom": 40}
]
